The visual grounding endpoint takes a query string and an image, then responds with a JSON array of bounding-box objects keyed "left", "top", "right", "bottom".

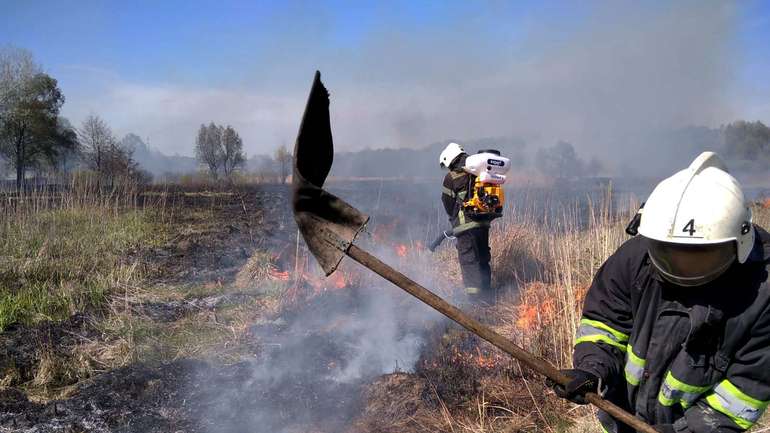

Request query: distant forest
[{"left": 2, "top": 45, "right": 768, "bottom": 184}]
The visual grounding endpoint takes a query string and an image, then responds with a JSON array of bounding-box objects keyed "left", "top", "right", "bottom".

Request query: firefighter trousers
[{"left": 455, "top": 227, "right": 492, "bottom": 299}]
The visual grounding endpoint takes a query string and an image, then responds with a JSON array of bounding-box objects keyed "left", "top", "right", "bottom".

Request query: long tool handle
[{"left": 347, "top": 244, "right": 656, "bottom": 433}]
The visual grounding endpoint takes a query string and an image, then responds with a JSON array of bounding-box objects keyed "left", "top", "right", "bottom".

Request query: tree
[
  {"left": 78, "top": 115, "right": 145, "bottom": 188},
  {"left": 0, "top": 56, "right": 66, "bottom": 190},
  {"left": 274, "top": 143, "right": 292, "bottom": 184},
  {"left": 585, "top": 156, "right": 604, "bottom": 177},
  {"left": 195, "top": 122, "right": 223, "bottom": 179},
  {"left": 44, "top": 117, "right": 79, "bottom": 174},
  {"left": 221, "top": 125, "right": 245, "bottom": 177},
  {"left": 0, "top": 47, "right": 38, "bottom": 122},
  {"left": 722, "top": 120, "right": 770, "bottom": 162},
  {"left": 194, "top": 122, "right": 246, "bottom": 179},
  {"left": 535, "top": 141, "right": 586, "bottom": 179},
  {"left": 78, "top": 115, "right": 114, "bottom": 178}
]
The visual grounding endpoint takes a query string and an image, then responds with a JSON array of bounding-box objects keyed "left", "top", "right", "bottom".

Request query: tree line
[{"left": 0, "top": 47, "right": 148, "bottom": 190}]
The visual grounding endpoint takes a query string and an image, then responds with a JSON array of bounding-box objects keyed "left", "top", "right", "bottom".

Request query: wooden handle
[{"left": 347, "top": 244, "right": 657, "bottom": 433}]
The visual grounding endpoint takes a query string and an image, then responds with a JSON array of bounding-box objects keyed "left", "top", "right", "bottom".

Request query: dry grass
[
  {"left": 3, "top": 180, "right": 768, "bottom": 429},
  {"left": 408, "top": 194, "right": 770, "bottom": 432},
  {"left": 0, "top": 183, "right": 165, "bottom": 330}
]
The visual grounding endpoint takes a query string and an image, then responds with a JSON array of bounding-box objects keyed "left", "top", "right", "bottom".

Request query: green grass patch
[{"left": 0, "top": 207, "right": 162, "bottom": 330}]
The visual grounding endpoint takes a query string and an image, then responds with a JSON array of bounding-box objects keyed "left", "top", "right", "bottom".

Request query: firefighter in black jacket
[
  {"left": 439, "top": 142, "right": 492, "bottom": 302},
  {"left": 549, "top": 152, "right": 770, "bottom": 433}
]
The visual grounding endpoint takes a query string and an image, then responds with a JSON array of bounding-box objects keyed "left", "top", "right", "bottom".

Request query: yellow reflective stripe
[
  {"left": 625, "top": 371, "right": 641, "bottom": 386},
  {"left": 704, "top": 379, "right": 770, "bottom": 429},
  {"left": 665, "top": 372, "right": 710, "bottom": 394},
  {"left": 579, "top": 318, "right": 629, "bottom": 342},
  {"left": 627, "top": 346, "right": 645, "bottom": 367},
  {"left": 659, "top": 394, "right": 676, "bottom": 407},
  {"left": 719, "top": 379, "right": 769, "bottom": 409},
  {"left": 705, "top": 394, "right": 753, "bottom": 430},
  {"left": 624, "top": 345, "right": 646, "bottom": 386},
  {"left": 658, "top": 371, "right": 710, "bottom": 409},
  {"left": 575, "top": 335, "right": 627, "bottom": 352},
  {"left": 453, "top": 221, "right": 489, "bottom": 235},
  {"left": 442, "top": 187, "right": 455, "bottom": 197}
]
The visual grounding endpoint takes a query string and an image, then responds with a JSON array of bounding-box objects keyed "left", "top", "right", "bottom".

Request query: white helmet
[
  {"left": 439, "top": 142, "right": 465, "bottom": 169},
  {"left": 638, "top": 151, "right": 754, "bottom": 287}
]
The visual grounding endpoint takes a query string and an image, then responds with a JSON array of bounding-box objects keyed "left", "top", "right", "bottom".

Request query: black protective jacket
[
  {"left": 441, "top": 154, "right": 472, "bottom": 228},
  {"left": 575, "top": 226, "right": 770, "bottom": 432}
]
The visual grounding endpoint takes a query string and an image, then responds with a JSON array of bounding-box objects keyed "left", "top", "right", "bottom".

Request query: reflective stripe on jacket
[
  {"left": 574, "top": 226, "right": 770, "bottom": 433},
  {"left": 441, "top": 158, "right": 489, "bottom": 234}
]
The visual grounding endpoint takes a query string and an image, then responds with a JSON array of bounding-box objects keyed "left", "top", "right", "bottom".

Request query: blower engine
[{"left": 461, "top": 150, "right": 510, "bottom": 220}]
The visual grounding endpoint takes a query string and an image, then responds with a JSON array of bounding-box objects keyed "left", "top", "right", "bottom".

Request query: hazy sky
[{"left": 2, "top": 1, "right": 769, "bottom": 158}]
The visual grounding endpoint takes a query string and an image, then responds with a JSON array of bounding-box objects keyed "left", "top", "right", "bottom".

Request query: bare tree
[
  {"left": 78, "top": 115, "right": 114, "bottom": 177},
  {"left": 0, "top": 47, "right": 39, "bottom": 122},
  {"left": 195, "top": 122, "right": 223, "bottom": 179},
  {"left": 274, "top": 143, "right": 292, "bottom": 184},
  {"left": 78, "top": 115, "right": 146, "bottom": 188},
  {"left": 221, "top": 125, "right": 245, "bottom": 178}
]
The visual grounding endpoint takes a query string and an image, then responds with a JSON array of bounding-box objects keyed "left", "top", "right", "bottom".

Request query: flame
[
  {"left": 269, "top": 269, "right": 290, "bottom": 281},
  {"left": 516, "top": 304, "right": 539, "bottom": 330},
  {"left": 763, "top": 198, "right": 770, "bottom": 209},
  {"left": 396, "top": 244, "right": 408, "bottom": 257},
  {"left": 474, "top": 347, "right": 498, "bottom": 369},
  {"left": 331, "top": 271, "right": 347, "bottom": 289}
]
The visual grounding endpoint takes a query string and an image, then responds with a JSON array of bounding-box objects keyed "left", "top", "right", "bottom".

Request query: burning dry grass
[
  {"left": 4, "top": 182, "right": 769, "bottom": 431},
  {"left": 385, "top": 200, "right": 770, "bottom": 433},
  {"left": 354, "top": 191, "right": 636, "bottom": 432}
]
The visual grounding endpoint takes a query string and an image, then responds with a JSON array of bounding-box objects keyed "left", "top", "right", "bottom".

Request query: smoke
[
  {"left": 323, "top": 1, "right": 739, "bottom": 171},
  {"left": 56, "top": 1, "right": 742, "bottom": 174},
  {"left": 191, "top": 217, "right": 447, "bottom": 433}
]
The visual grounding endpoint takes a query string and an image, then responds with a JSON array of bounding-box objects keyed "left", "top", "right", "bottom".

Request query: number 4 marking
[{"left": 682, "top": 219, "right": 696, "bottom": 236}]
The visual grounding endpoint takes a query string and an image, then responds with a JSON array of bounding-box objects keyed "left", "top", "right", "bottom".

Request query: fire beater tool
[{"left": 291, "top": 71, "right": 656, "bottom": 433}]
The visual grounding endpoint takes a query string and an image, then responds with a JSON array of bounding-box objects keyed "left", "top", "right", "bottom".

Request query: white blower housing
[{"left": 463, "top": 151, "right": 510, "bottom": 184}]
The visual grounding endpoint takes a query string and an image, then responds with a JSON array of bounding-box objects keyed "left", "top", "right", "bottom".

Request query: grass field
[{"left": 1, "top": 182, "right": 768, "bottom": 432}]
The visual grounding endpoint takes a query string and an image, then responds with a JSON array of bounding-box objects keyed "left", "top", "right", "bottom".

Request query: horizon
[{"left": 2, "top": 1, "right": 770, "bottom": 162}]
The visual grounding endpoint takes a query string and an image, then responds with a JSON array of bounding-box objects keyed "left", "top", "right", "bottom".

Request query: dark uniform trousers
[{"left": 456, "top": 227, "right": 491, "bottom": 296}]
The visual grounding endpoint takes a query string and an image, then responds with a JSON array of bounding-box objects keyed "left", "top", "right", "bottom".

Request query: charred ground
[
  {"left": 5, "top": 182, "right": 767, "bottom": 433},
  {"left": 0, "top": 183, "right": 559, "bottom": 433}
]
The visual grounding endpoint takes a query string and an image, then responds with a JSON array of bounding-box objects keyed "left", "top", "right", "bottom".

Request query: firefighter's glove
[
  {"left": 652, "top": 425, "right": 676, "bottom": 433},
  {"left": 548, "top": 369, "right": 599, "bottom": 404}
]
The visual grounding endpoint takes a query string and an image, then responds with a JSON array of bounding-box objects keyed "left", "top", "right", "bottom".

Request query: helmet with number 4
[{"left": 638, "top": 152, "right": 754, "bottom": 287}]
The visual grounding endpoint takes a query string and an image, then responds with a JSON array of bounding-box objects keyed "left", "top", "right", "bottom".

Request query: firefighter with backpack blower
[{"left": 432, "top": 142, "right": 510, "bottom": 304}]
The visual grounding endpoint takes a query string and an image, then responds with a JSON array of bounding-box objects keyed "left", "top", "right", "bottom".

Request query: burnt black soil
[
  {"left": 0, "top": 182, "right": 465, "bottom": 433},
  {"left": 1, "top": 289, "right": 408, "bottom": 433}
]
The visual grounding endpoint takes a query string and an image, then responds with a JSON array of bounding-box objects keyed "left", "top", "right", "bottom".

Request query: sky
[{"left": 1, "top": 0, "right": 769, "bottom": 159}]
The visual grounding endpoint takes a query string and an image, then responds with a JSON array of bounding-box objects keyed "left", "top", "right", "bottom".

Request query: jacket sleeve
[
  {"left": 573, "top": 243, "right": 635, "bottom": 388},
  {"left": 441, "top": 173, "right": 456, "bottom": 217},
  {"left": 682, "top": 295, "right": 770, "bottom": 432}
]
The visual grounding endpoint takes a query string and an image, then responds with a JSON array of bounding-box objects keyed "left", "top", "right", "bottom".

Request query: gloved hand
[
  {"left": 652, "top": 425, "right": 676, "bottom": 433},
  {"left": 547, "top": 369, "right": 599, "bottom": 404}
]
